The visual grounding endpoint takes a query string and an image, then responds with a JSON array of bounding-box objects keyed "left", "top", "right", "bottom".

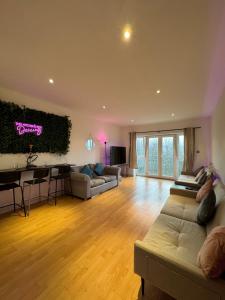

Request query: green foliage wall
[{"left": 0, "top": 99, "right": 72, "bottom": 154}]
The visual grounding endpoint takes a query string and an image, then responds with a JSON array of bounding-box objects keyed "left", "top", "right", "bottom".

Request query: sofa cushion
[
  {"left": 197, "top": 226, "right": 225, "bottom": 278},
  {"left": 197, "top": 171, "right": 207, "bottom": 185},
  {"left": 197, "top": 190, "right": 216, "bottom": 225},
  {"left": 161, "top": 194, "right": 199, "bottom": 222},
  {"left": 90, "top": 178, "right": 105, "bottom": 188},
  {"left": 196, "top": 178, "right": 213, "bottom": 203},
  {"left": 95, "top": 175, "right": 116, "bottom": 183},
  {"left": 80, "top": 165, "right": 94, "bottom": 178},
  {"left": 143, "top": 214, "right": 206, "bottom": 265},
  {"left": 94, "top": 163, "right": 105, "bottom": 176},
  {"left": 193, "top": 166, "right": 204, "bottom": 177},
  {"left": 207, "top": 181, "right": 225, "bottom": 234},
  {"left": 105, "top": 175, "right": 117, "bottom": 181},
  {"left": 195, "top": 168, "right": 205, "bottom": 181}
]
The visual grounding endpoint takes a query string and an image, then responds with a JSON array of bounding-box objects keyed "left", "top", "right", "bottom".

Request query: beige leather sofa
[
  {"left": 134, "top": 180, "right": 225, "bottom": 300},
  {"left": 175, "top": 174, "right": 202, "bottom": 188}
]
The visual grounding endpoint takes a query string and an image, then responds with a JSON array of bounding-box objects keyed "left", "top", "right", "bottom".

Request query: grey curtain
[
  {"left": 182, "top": 127, "right": 195, "bottom": 173},
  {"left": 129, "top": 132, "right": 137, "bottom": 169}
]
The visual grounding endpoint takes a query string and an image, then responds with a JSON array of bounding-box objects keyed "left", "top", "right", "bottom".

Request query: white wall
[
  {"left": 121, "top": 117, "right": 212, "bottom": 172},
  {"left": 0, "top": 86, "right": 124, "bottom": 213},
  {"left": 212, "top": 93, "right": 225, "bottom": 182},
  {"left": 0, "top": 86, "right": 123, "bottom": 169}
]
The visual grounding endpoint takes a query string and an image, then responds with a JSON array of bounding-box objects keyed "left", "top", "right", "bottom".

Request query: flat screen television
[{"left": 110, "top": 146, "right": 126, "bottom": 165}]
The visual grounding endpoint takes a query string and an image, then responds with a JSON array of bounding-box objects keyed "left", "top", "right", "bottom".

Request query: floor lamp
[{"left": 104, "top": 141, "right": 107, "bottom": 165}]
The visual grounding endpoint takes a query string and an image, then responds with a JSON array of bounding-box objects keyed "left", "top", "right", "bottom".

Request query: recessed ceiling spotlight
[
  {"left": 171, "top": 113, "right": 175, "bottom": 117},
  {"left": 124, "top": 31, "right": 131, "bottom": 40},
  {"left": 102, "top": 105, "right": 106, "bottom": 109},
  {"left": 49, "top": 78, "right": 54, "bottom": 84},
  {"left": 122, "top": 24, "right": 132, "bottom": 42},
  {"left": 156, "top": 89, "right": 161, "bottom": 94}
]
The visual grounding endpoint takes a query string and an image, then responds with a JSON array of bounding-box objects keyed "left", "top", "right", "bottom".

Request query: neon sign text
[{"left": 15, "top": 122, "right": 43, "bottom": 136}]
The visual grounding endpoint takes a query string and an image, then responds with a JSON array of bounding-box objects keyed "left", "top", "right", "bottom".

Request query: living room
[{"left": 0, "top": 1, "right": 225, "bottom": 300}]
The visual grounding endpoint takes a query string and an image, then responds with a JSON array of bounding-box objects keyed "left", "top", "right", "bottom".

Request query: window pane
[
  {"left": 178, "top": 135, "right": 184, "bottom": 175},
  {"left": 162, "top": 136, "right": 174, "bottom": 177},
  {"left": 148, "top": 137, "right": 158, "bottom": 176},
  {"left": 136, "top": 137, "right": 146, "bottom": 175}
]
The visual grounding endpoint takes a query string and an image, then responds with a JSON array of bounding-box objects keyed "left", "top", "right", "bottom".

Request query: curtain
[
  {"left": 182, "top": 127, "right": 195, "bottom": 173},
  {"left": 129, "top": 132, "right": 137, "bottom": 169}
]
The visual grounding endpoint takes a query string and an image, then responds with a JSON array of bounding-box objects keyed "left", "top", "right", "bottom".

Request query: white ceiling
[{"left": 0, "top": 0, "right": 225, "bottom": 125}]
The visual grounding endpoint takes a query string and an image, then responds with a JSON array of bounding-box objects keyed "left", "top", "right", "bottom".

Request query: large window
[
  {"left": 136, "top": 137, "right": 146, "bottom": 175},
  {"left": 136, "top": 133, "right": 184, "bottom": 179},
  {"left": 177, "top": 135, "right": 184, "bottom": 175},
  {"left": 162, "top": 136, "right": 174, "bottom": 177},
  {"left": 148, "top": 137, "right": 158, "bottom": 176}
]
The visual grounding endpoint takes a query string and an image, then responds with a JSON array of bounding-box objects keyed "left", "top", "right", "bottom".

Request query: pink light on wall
[
  {"left": 97, "top": 132, "right": 108, "bottom": 144},
  {"left": 15, "top": 122, "right": 43, "bottom": 136}
]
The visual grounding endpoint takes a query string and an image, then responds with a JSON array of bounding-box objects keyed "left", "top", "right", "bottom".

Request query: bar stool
[
  {"left": 48, "top": 165, "right": 72, "bottom": 205},
  {"left": 0, "top": 170, "right": 26, "bottom": 216},
  {"left": 23, "top": 168, "right": 49, "bottom": 216}
]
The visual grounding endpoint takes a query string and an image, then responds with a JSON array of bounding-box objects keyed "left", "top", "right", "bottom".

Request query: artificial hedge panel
[{"left": 0, "top": 99, "right": 72, "bottom": 154}]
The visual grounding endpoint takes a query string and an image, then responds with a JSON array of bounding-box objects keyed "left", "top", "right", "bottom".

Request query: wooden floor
[{"left": 0, "top": 177, "right": 172, "bottom": 300}]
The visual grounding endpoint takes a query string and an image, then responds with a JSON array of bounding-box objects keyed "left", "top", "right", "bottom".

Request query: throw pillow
[
  {"left": 195, "top": 168, "right": 205, "bottom": 182},
  {"left": 194, "top": 166, "right": 204, "bottom": 177},
  {"left": 197, "top": 226, "right": 225, "bottom": 278},
  {"left": 197, "top": 190, "right": 216, "bottom": 225},
  {"left": 197, "top": 171, "right": 207, "bottom": 185},
  {"left": 80, "top": 165, "right": 94, "bottom": 178},
  {"left": 196, "top": 178, "right": 213, "bottom": 203},
  {"left": 94, "top": 163, "right": 105, "bottom": 176}
]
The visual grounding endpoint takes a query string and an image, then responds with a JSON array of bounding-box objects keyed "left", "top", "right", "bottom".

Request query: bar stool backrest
[
  {"left": 0, "top": 171, "right": 21, "bottom": 184},
  {"left": 33, "top": 168, "right": 49, "bottom": 179}
]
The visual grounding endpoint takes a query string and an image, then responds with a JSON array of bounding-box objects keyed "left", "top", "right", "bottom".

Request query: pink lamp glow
[{"left": 97, "top": 132, "right": 108, "bottom": 144}]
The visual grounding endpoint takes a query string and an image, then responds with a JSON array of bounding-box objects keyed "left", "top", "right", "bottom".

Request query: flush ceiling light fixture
[
  {"left": 156, "top": 89, "right": 161, "bottom": 94},
  {"left": 102, "top": 105, "right": 106, "bottom": 109},
  {"left": 49, "top": 78, "right": 54, "bottom": 84},
  {"left": 122, "top": 24, "right": 132, "bottom": 42}
]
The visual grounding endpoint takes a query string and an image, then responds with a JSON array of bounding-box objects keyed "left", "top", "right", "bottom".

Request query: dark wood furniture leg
[{"left": 141, "top": 277, "right": 145, "bottom": 296}]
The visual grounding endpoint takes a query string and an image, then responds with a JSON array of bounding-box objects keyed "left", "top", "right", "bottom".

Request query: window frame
[{"left": 136, "top": 131, "right": 184, "bottom": 179}]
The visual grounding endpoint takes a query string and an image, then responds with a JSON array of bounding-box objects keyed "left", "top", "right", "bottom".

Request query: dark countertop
[{"left": 0, "top": 164, "right": 76, "bottom": 173}]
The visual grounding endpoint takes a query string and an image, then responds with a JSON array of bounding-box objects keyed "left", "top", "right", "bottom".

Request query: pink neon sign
[{"left": 15, "top": 122, "right": 43, "bottom": 136}]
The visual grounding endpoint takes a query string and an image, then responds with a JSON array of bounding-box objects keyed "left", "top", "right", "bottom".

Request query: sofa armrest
[
  {"left": 70, "top": 172, "right": 90, "bottom": 182},
  {"left": 103, "top": 166, "right": 121, "bottom": 180},
  {"left": 175, "top": 180, "right": 201, "bottom": 189},
  {"left": 70, "top": 172, "right": 91, "bottom": 199},
  {"left": 134, "top": 241, "right": 225, "bottom": 297}
]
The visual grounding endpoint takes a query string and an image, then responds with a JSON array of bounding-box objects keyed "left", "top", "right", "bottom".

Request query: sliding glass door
[
  {"left": 136, "top": 137, "right": 146, "bottom": 175},
  {"left": 161, "top": 136, "right": 174, "bottom": 177},
  {"left": 148, "top": 137, "right": 159, "bottom": 176},
  {"left": 136, "top": 133, "right": 184, "bottom": 179}
]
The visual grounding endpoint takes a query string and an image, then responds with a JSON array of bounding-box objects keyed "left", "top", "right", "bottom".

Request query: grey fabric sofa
[
  {"left": 70, "top": 164, "right": 120, "bottom": 199},
  {"left": 134, "top": 180, "right": 225, "bottom": 300}
]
